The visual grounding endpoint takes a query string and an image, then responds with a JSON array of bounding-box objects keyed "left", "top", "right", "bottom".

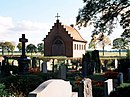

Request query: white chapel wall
[{"left": 73, "top": 41, "right": 86, "bottom": 58}]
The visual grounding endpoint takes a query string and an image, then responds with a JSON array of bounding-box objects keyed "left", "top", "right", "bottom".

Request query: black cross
[
  {"left": 19, "top": 34, "right": 28, "bottom": 57},
  {"left": 55, "top": 13, "right": 60, "bottom": 20}
]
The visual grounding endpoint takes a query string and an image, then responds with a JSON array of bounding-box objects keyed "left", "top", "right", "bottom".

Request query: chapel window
[{"left": 74, "top": 44, "right": 76, "bottom": 50}]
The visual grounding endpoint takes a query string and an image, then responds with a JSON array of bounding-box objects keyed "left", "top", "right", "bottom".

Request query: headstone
[
  {"left": 41, "top": 62, "right": 47, "bottom": 73},
  {"left": 82, "top": 60, "right": 87, "bottom": 77},
  {"left": 82, "top": 53, "right": 90, "bottom": 77},
  {"left": 18, "top": 34, "right": 30, "bottom": 74},
  {"left": 91, "top": 50, "right": 101, "bottom": 73},
  {"left": 114, "top": 59, "right": 118, "bottom": 69},
  {"left": 19, "top": 34, "right": 28, "bottom": 58},
  {"left": 28, "top": 79, "right": 72, "bottom": 97},
  {"left": 84, "top": 78, "right": 93, "bottom": 97},
  {"left": 128, "top": 68, "right": 130, "bottom": 80},
  {"left": 104, "top": 79, "right": 113, "bottom": 97},
  {"left": 79, "top": 78, "right": 93, "bottom": 97},
  {"left": 1, "top": 56, "right": 11, "bottom": 76},
  {"left": 32, "top": 57, "right": 37, "bottom": 68},
  {"left": 117, "top": 72, "right": 123, "bottom": 85},
  {"left": 58, "top": 65, "right": 66, "bottom": 80}
]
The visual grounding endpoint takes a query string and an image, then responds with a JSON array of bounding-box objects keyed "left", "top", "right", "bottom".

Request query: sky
[{"left": 0, "top": 0, "right": 123, "bottom": 50}]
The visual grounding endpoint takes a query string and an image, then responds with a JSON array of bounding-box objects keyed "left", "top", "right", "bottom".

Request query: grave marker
[
  {"left": 117, "top": 72, "right": 123, "bottom": 85},
  {"left": 28, "top": 79, "right": 72, "bottom": 97},
  {"left": 18, "top": 34, "right": 30, "bottom": 74},
  {"left": 19, "top": 34, "right": 28, "bottom": 58},
  {"left": 41, "top": 62, "right": 47, "bottom": 73},
  {"left": 104, "top": 79, "right": 113, "bottom": 97},
  {"left": 58, "top": 65, "right": 66, "bottom": 80},
  {"left": 128, "top": 68, "right": 130, "bottom": 80},
  {"left": 79, "top": 78, "right": 93, "bottom": 97}
]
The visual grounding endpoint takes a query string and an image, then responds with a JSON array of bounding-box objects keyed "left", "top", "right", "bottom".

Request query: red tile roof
[{"left": 64, "top": 25, "right": 87, "bottom": 42}]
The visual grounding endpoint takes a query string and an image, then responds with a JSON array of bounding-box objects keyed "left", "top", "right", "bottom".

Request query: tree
[
  {"left": 89, "top": 33, "right": 111, "bottom": 55},
  {"left": 121, "top": 29, "right": 130, "bottom": 57},
  {"left": 26, "top": 44, "right": 37, "bottom": 56},
  {"left": 0, "top": 42, "right": 6, "bottom": 55},
  {"left": 4, "top": 41, "right": 15, "bottom": 54},
  {"left": 76, "top": 0, "right": 130, "bottom": 35},
  {"left": 112, "top": 38, "right": 128, "bottom": 56},
  {"left": 0, "top": 41, "right": 15, "bottom": 55},
  {"left": 37, "top": 43, "right": 44, "bottom": 55},
  {"left": 17, "top": 42, "right": 22, "bottom": 52},
  {"left": 88, "top": 35, "right": 97, "bottom": 49},
  {"left": 4, "top": 42, "right": 15, "bottom": 55}
]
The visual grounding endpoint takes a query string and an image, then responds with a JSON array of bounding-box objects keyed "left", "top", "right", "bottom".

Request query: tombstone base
[{"left": 18, "top": 57, "right": 30, "bottom": 74}]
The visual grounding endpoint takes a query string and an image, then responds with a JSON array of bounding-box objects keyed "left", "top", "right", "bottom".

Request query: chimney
[{"left": 70, "top": 24, "right": 74, "bottom": 28}]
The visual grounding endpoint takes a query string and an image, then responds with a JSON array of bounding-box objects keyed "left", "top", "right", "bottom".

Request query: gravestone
[
  {"left": 117, "top": 72, "right": 123, "bottom": 86},
  {"left": 18, "top": 34, "right": 30, "bottom": 74},
  {"left": 32, "top": 57, "right": 37, "bottom": 68},
  {"left": 0, "top": 56, "right": 4, "bottom": 73},
  {"left": 114, "top": 59, "right": 118, "bottom": 69},
  {"left": 104, "top": 79, "right": 113, "bottom": 97},
  {"left": 1, "top": 56, "right": 10, "bottom": 76},
  {"left": 58, "top": 65, "right": 66, "bottom": 80},
  {"left": 79, "top": 78, "right": 93, "bottom": 97},
  {"left": 128, "top": 68, "right": 130, "bottom": 80},
  {"left": 19, "top": 34, "right": 28, "bottom": 58},
  {"left": 28, "top": 79, "right": 72, "bottom": 97},
  {"left": 82, "top": 52, "right": 90, "bottom": 77},
  {"left": 41, "top": 62, "right": 47, "bottom": 73}
]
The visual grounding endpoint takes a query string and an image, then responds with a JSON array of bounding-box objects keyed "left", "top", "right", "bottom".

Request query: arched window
[{"left": 52, "top": 39, "right": 65, "bottom": 56}]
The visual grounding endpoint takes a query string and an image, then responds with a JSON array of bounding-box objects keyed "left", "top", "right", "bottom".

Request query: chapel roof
[{"left": 64, "top": 25, "right": 87, "bottom": 42}]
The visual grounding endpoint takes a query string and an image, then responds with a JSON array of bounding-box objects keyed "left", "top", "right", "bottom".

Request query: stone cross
[{"left": 19, "top": 34, "right": 28, "bottom": 57}]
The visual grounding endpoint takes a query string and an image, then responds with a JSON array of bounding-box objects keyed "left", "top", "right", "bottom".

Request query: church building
[{"left": 44, "top": 18, "right": 87, "bottom": 58}]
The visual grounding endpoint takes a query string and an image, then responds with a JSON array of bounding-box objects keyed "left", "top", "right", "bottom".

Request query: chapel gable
[{"left": 44, "top": 19, "right": 87, "bottom": 58}]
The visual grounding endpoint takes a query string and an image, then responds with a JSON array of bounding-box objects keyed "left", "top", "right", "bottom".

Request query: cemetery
[
  {"left": 1, "top": 28, "right": 128, "bottom": 96},
  {"left": 0, "top": 32, "right": 130, "bottom": 97}
]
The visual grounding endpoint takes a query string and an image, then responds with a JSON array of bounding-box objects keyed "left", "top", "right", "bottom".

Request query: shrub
[
  {"left": 0, "top": 74, "right": 44, "bottom": 97},
  {"left": 104, "top": 71, "right": 118, "bottom": 79},
  {"left": 109, "top": 83, "right": 130, "bottom": 97},
  {"left": 92, "top": 86, "right": 104, "bottom": 97},
  {"left": 0, "top": 83, "right": 14, "bottom": 96}
]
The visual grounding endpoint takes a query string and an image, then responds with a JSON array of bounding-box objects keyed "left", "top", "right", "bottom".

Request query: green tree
[
  {"left": 0, "top": 41, "right": 15, "bottom": 55},
  {"left": 121, "top": 29, "right": 130, "bottom": 58},
  {"left": 112, "top": 38, "right": 128, "bottom": 56},
  {"left": 4, "top": 42, "right": 15, "bottom": 55},
  {"left": 17, "top": 42, "right": 22, "bottom": 52},
  {"left": 0, "top": 42, "right": 6, "bottom": 55},
  {"left": 37, "top": 43, "right": 44, "bottom": 55},
  {"left": 26, "top": 44, "right": 37, "bottom": 56},
  {"left": 76, "top": 0, "right": 130, "bottom": 35},
  {"left": 121, "top": 29, "right": 130, "bottom": 39}
]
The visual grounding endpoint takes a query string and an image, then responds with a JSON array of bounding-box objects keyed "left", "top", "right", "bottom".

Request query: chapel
[{"left": 44, "top": 18, "right": 87, "bottom": 58}]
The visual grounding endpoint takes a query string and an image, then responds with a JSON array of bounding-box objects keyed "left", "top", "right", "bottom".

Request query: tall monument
[{"left": 18, "top": 34, "right": 30, "bottom": 74}]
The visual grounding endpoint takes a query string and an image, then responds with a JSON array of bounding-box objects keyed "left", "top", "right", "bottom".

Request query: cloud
[
  {"left": 11, "top": 20, "right": 50, "bottom": 32},
  {"left": 0, "top": 16, "right": 14, "bottom": 32},
  {"left": 0, "top": 16, "right": 51, "bottom": 45}
]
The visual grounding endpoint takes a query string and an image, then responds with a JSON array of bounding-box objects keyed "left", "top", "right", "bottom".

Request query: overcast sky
[{"left": 0, "top": 0, "right": 123, "bottom": 49}]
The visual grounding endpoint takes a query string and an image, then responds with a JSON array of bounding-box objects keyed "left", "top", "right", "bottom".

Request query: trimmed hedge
[
  {"left": 0, "top": 72, "right": 58, "bottom": 97},
  {"left": 109, "top": 83, "right": 130, "bottom": 97}
]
